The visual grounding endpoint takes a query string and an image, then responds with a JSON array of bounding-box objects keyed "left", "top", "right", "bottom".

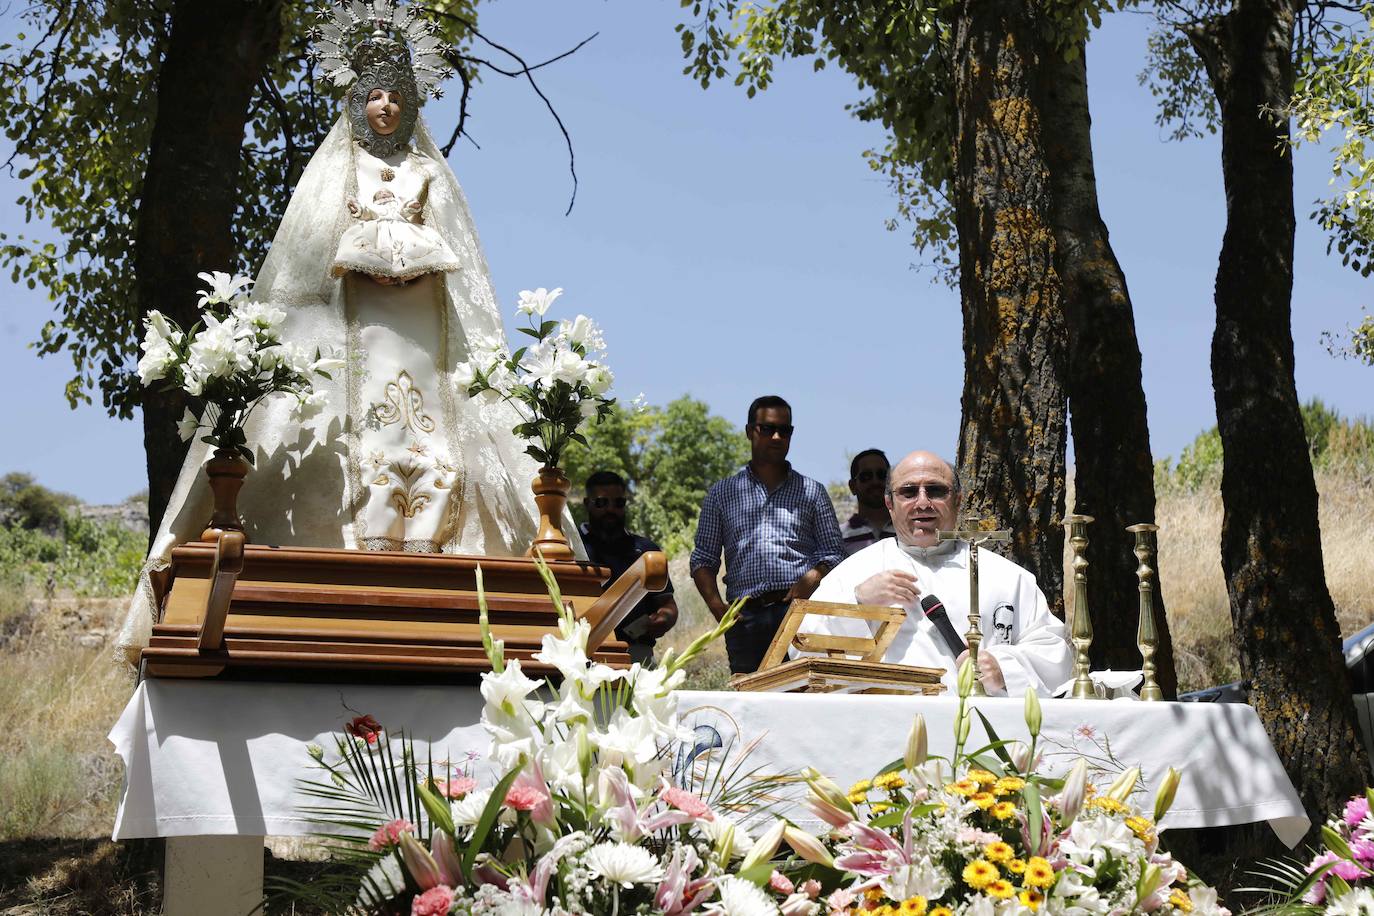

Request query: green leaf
[
  {"left": 461, "top": 766, "right": 521, "bottom": 881},
  {"left": 417, "top": 781, "right": 455, "bottom": 837},
  {"left": 1023, "top": 781, "right": 1044, "bottom": 855}
]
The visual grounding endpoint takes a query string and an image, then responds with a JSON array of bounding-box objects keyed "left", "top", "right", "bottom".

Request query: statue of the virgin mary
[{"left": 117, "top": 1, "right": 576, "bottom": 663}]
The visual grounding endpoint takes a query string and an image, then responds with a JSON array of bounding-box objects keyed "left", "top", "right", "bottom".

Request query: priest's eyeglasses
[
  {"left": 893, "top": 483, "right": 952, "bottom": 501},
  {"left": 585, "top": 496, "right": 630, "bottom": 508}
]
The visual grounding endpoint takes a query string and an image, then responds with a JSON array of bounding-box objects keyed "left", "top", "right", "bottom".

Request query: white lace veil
[{"left": 116, "top": 115, "right": 581, "bottom": 665}]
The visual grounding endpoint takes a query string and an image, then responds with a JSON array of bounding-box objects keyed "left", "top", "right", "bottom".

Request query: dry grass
[
  {"left": 0, "top": 591, "right": 131, "bottom": 842},
  {"left": 1068, "top": 465, "right": 1374, "bottom": 693}
]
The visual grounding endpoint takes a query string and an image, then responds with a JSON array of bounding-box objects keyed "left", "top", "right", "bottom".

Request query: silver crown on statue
[{"left": 308, "top": 1, "right": 454, "bottom": 156}]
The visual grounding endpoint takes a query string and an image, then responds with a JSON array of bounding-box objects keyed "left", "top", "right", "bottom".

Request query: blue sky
[{"left": 1, "top": 3, "right": 1369, "bottom": 504}]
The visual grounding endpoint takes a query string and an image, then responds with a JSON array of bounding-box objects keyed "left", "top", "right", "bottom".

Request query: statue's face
[{"left": 366, "top": 88, "right": 403, "bottom": 136}]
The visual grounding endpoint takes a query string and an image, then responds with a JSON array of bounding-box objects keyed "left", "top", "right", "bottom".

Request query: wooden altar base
[{"left": 141, "top": 540, "right": 665, "bottom": 681}]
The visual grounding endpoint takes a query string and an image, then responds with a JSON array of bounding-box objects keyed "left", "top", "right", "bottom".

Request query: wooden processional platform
[{"left": 140, "top": 534, "right": 666, "bottom": 682}]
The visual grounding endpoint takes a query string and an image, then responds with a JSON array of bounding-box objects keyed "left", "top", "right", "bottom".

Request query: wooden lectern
[
  {"left": 729, "top": 599, "right": 945, "bottom": 695},
  {"left": 140, "top": 534, "right": 666, "bottom": 681}
]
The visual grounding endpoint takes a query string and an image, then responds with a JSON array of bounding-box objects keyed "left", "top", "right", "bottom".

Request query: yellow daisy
[
  {"left": 871, "top": 801, "right": 893, "bottom": 814},
  {"left": 984, "top": 841, "right": 1015, "bottom": 863},
  {"left": 1019, "top": 889, "right": 1045, "bottom": 911},
  {"left": 963, "top": 859, "right": 999, "bottom": 890},
  {"left": 929, "top": 908, "right": 954, "bottom": 916},
  {"left": 899, "top": 896, "right": 928, "bottom": 915},
  {"left": 1006, "top": 858, "right": 1027, "bottom": 875},
  {"left": 992, "top": 801, "right": 1018, "bottom": 821},
  {"left": 847, "top": 792, "right": 868, "bottom": 805},
  {"left": 1024, "top": 857, "right": 1056, "bottom": 889},
  {"left": 876, "top": 771, "right": 908, "bottom": 791},
  {"left": 1171, "top": 888, "right": 1194, "bottom": 912},
  {"left": 1089, "top": 796, "right": 1128, "bottom": 815},
  {"left": 968, "top": 769, "right": 998, "bottom": 786},
  {"left": 948, "top": 779, "right": 980, "bottom": 796},
  {"left": 995, "top": 776, "right": 1026, "bottom": 794},
  {"left": 971, "top": 791, "right": 997, "bottom": 809},
  {"left": 986, "top": 879, "right": 1016, "bottom": 899},
  {"left": 1126, "top": 815, "right": 1156, "bottom": 843},
  {"left": 850, "top": 778, "right": 873, "bottom": 795}
]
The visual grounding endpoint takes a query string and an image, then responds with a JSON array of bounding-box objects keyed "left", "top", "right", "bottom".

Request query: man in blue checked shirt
[{"left": 690, "top": 395, "right": 845, "bottom": 674}]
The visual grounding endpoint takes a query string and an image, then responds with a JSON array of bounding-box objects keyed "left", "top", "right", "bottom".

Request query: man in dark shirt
[
  {"left": 840, "top": 448, "right": 895, "bottom": 556},
  {"left": 579, "top": 470, "right": 678, "bottom": 665}
]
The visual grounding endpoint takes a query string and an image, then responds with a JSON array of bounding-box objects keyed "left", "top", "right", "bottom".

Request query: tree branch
[
  {"left": 422, "top": 6, "right": 594, "bottom": 215},
  {"left": 257, "top": 73, "right": 298, "bottom": 188}
]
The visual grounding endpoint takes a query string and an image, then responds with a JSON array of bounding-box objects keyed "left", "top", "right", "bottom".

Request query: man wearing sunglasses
[
  {"left": 841, "top": 448, "right": 896, "bottom": 556},
  {"left": 579, "top": 470, "right": 678, "bottom": 665},
  {"left": 802, "top": 450, "right": 1071, "bottom": 697},
  {"left": 690, "top": 395, "right": 845, "bottom": 674}
]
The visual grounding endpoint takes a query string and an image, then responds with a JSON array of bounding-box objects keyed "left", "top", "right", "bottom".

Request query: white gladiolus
[
  {"left": 309, "top": 355, "right": 345, "bottom": 375},
  {"left": 453, "top": 361, "right": 477, "bottom": 389},
  {"left": 232, "top": 300, "right": 286, "bottom": 334},
  {"left": 137, "top": 335, "right": 177, "bottom": 385},
  {"left": 516, "top": 286, "right": 562, "bottom": 316},
  {"left": 559, "top": 313, "right": 604, "bottom": 352},
  {"left": 295, "top": 390, "right": 328, "bottom": 420}
]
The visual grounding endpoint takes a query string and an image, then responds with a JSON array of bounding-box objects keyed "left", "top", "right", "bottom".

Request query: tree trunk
[
  {"left": 1187, "top": 0, "right": 1370, "bottom": 828},
  {"left": 1042, "top": 43, "right": 1178, "bottom": 696},
  {"left": 950, "top": 0, "right": 1069, "bottom": 612},
  {"left": 135, "top": 0, "right": 284, "bottom": 541}
]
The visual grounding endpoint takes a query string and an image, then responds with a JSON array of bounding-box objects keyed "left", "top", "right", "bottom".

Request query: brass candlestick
[
  {"left": 939, "top": 525, "right": 1011, "bottom": 697},
  {"left": 1127, "top": 523, "right": 1164, "bottom": 701},
  {"left": 1064, "top": 514, "right": 1097, "bottom": 699}
]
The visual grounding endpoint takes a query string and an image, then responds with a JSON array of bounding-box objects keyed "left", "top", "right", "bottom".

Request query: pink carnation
[
  {"left": 1354, "top": 839, "right": 1374, "bottom": 865},
  {"left": 412, "top": 884, "right": 455, "bottom": 916},
  {"left": 769, "top": 871, "right": 795, "bottom": 895},
  {"left": 1347, "top": 796, "right": 1372, "bottom": 829},
  {"left": 828, "top": 887, "right": 858, "bottom": 910},
  {"left": 799, "top": 879, "right": 821, "bottom": 899},
  {"left": 660, "top": 784, "right": 714, "bottom": 820},
  {"left": 368, "top": 818, "right": 415, "bottom": 851},
  {"left": 505, "top": 782, "right": 549, "bottom": 812},
  {"left": 436, "top": 776, "right": 476, "bottom": 799}
]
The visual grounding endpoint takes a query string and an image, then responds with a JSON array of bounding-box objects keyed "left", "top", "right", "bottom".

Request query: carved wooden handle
[
  {"left": 580, "top": 551, "right": 669, "bottom": 652},
  {"left": 198, "top": 530, "right": 246, "bottom": 652}
]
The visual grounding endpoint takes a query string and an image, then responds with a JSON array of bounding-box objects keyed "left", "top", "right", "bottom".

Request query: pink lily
[
  {"left": 431, "top": 831, "right": 463, "bottom": 887},
  {"left": 655, "top": 844, "right": 715, "bottom": 914},
  {"left": 602, "top": 767, "right": 696, "bottom": 842},
  {"left": 398, "top": 833, "right": 443, "bottom": 891}
]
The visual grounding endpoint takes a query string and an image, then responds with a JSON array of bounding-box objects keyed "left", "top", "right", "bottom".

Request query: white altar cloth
[{"left": 109, "top": 680, "right": 1310, "bottom": 847}]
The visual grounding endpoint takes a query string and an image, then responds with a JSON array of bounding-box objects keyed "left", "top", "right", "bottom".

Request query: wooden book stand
[
  {"left": 140, "top": 534, "right": 667, "bottom": 682},
  {"left": 729, "top": 599, "right": 945, "bottom": 695}
]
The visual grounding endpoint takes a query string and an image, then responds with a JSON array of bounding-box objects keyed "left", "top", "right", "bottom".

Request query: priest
[{"left": 801, "top": 450, "right": 1072, "bottom": 696}]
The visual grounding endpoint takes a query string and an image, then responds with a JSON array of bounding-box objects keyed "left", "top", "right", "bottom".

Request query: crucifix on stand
[{"left": 938, "top": 525, "right": 1011, "bottom": 696}]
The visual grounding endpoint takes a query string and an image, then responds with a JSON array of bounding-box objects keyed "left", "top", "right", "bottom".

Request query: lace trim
[
  {"left": 329, "top": 258, "right": 462, "bottom": 281},
  {"left": 360, "top": 536, "right": 441, "bottom": 553}
]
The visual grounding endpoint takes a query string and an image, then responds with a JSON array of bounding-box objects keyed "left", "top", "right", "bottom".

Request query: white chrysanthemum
[
  {"left": 881, "top": 856, "right": 951, "bottom": 903},
  {"left": 581, "top": 842, "right": 664, "bottom": 888},
  {"left": 698, "top": 812, "right": 753, "bottom": 859},
  {"left": 703, "top": 875, "right": 779, "bottom": 916}
]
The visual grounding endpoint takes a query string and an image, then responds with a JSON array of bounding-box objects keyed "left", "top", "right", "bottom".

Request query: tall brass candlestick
[
  {"left": 1064, "top": 514, "right": 1097, "bottom": 700},
  {"left": 1127, "top": 523, "right": 1164, "bottom": 701},
  {"left": 939, "top": 525, "right": 1011, "bottom": 697}
]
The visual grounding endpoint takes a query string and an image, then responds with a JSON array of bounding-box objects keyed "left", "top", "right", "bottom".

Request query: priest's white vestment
[{"left": 801, "top": 539, "right": 1072, "bottom": 696}]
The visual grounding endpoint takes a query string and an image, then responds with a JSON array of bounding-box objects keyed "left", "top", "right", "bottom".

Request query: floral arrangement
[
  {"left": 734, "top": 663, "right": 1229, "bottom": 916},
  {"left": 292, "top": 567, "right": 1228, "bottom": 916},
  {"left": 454, "top": 287, "right": 615, "bottom": 469},
  {"left": 137, "top": 271, "right": 342, "bottom": 462},
  {"left": 291, "top": 560, "right": 778, "bottom": 915},
  {"left": 1250, "top": 788, "right": 1374, "bottom": 914}
]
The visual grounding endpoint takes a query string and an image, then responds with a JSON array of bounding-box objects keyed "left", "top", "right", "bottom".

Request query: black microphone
[{"left": 920, "top": 594, "right": 967, "bottom": 657}]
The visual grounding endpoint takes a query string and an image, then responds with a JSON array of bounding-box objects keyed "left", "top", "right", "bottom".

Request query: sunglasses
[
  {"left": 892, "top": 483, "right": 953, "bottom": 501},
  {"left": 750, "top": 423, "right": 795, "bottom": 439},
  {"left": 585, "top": 496, "right": 630, "bottom": 509},
  {"left": 854, "top": 469, "right": 889, "bottom": 484}
]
